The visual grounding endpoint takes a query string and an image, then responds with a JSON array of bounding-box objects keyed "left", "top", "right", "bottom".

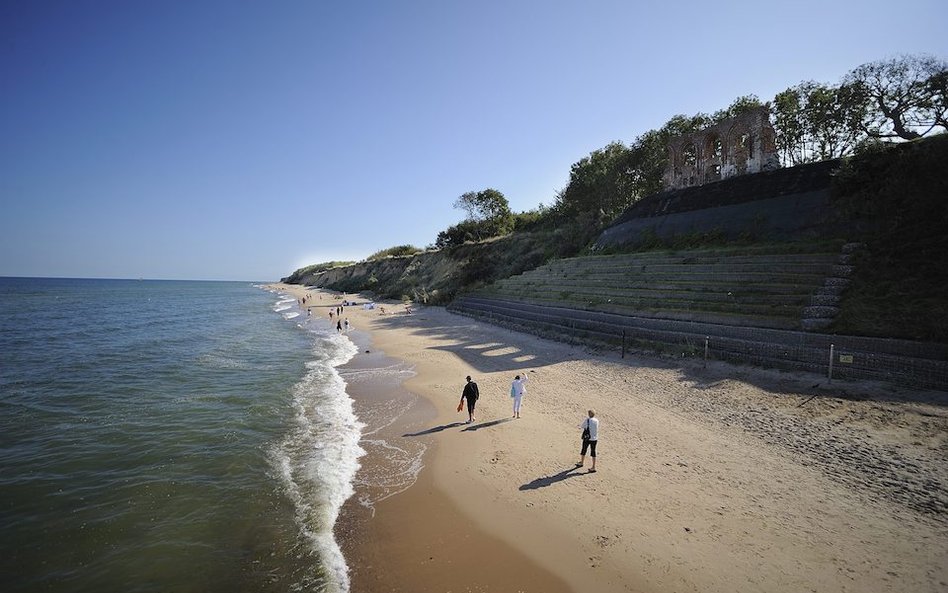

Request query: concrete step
[
  {"left": 506, "top": 270, "right": 832, "bottom": 287},
  {"left": 457, "top": 295, "right": 800, "bottom": 330},
  {"left": 493, "top": 279, "right": 819, "bottom": 296},
  {"left": 544, "top": 251, "right": 840, "bottom": 269},
  {"left": 483, "top": 288, "right": 809, "bottom": 315},
  {"left": 490, "top": 279, "right": 820, "bottom": 297},
  {"left": 448, "top": 297, "right": 948, "bottom": 390},
  {"left": 536, "top": 260, "right": 839, "bottom": 276},
  {"left": 453, "top": 297, "right": 948, "bottom": 360}
]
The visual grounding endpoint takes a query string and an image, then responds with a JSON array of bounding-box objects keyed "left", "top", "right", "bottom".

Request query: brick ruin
[{"left": 662, "top": 106, "right": 780, "bottom": 190}]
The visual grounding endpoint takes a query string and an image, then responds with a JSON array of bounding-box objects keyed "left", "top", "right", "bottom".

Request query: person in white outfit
[
  {"left": 510, "top": 373, "right": 528, "bottom": 418},
  {"left": 577, "top": 410, "right": 599, "bottom": 472}
]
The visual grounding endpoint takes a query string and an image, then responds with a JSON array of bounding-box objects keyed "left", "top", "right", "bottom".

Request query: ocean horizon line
[{"left": 0, "top": 274, "right": 275, "bottom": 283}]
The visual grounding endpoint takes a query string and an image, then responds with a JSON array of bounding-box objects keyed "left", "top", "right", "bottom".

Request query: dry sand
[{"left": 279, "top": 285, "right": 948, "bottom": 593}]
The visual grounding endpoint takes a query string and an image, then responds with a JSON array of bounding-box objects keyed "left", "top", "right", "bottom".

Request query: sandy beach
[{"left": 278, "top": 285, "right": 948, "bottom": 593}]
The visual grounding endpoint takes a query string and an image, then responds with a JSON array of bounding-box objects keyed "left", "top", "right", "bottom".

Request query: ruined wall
[{"left": 663, "top": 107, "right": 780, "bottom": 190}]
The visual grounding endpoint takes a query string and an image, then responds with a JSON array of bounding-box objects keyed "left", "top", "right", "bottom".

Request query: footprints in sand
[
  {"left": 595, "top": 533, "right": 621, "bottom": 548},
  {"left": 586, "top": 532, "right": 623, "bottom": 568}
]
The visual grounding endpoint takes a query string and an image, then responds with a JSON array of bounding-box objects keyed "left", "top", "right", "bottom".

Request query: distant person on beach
[
  {"left": 336, "top": 319, "right": 342, "bottom": 333},
  {"left": 577, "top": 410, "right": 598, "bottom": 472},
  {"left": 459, "top": 376, "right": 479, "bottom": 423},
  {"left": 510, "top": 373, "right": 528, "bottom": 418},
  {"left": 329, "top": 310, "right": 334, "bottom": 321},
  {"left": 344, "top": 318, "right": 350, "bottom": 332}
]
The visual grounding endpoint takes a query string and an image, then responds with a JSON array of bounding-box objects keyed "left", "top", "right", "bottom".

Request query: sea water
[{"left": 0, "top": 278, "right": 379, "bottom": 593}]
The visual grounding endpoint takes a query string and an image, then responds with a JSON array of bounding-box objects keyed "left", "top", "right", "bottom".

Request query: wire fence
[{"left": 452, "top": 297, "right": 948, "bottom": 392}]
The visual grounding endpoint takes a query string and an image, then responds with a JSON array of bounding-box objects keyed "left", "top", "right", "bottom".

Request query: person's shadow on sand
[
  {"left": 403, "top": 421, "right": 467, "bottom": 437},
  {"left": 519, "top": 466, "right": 587, "bottom": 490},
  {"left": 461, "top": 417, "right": 514, "bottom": 432}
]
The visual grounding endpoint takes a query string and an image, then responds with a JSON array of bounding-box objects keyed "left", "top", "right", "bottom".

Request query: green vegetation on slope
[
  {"left": 366, "top": 245, "right": 423, "bottom": 261},
  {"left": 281, "top": 261, "right": 354, "bottom": 284},
  {"left": 830, "top": 134, "right": 948, "bottom": 342}
]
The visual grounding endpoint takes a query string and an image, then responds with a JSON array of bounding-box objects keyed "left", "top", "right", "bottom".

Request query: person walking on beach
[
  {"left": 510, "top": 372, "right": 528, "bottom": 418},
  {"left": 344, "top": 318, "right": 350, "bottom": 332},
  {"left": 336, "top": 319, "right": 342, "bottom": 333},
  {"left": 459, "top": 376, "right": 479, "bottom": 423},
  {"left": 577, "top": 410, "right": 599, "bottom": 472}
]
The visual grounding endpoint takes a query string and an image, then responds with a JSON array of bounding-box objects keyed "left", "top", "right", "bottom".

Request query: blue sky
[{"left": 2, "top": 0, "right": 945, "bottom": 281}]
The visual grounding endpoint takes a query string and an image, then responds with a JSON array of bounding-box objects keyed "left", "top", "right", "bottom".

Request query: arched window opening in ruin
[
  {"left": 661, "top": 107, "right": 777, "bottom": 190},
  {"left": 683, "top": 143, "right": 697, "bottom": 167}
]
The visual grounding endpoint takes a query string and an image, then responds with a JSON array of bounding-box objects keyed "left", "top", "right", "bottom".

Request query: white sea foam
[{"left": 270, "top": 321, "right": 363, "bottom": 593}]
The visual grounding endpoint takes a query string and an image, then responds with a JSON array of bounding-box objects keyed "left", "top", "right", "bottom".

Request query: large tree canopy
[
  {"left": 845, "top": 54, "right": 948, "bottom": 140},
  {"left": 453, "top": 188, "right": 512, "bottom": 222},
  {"left": 436, "top": 188, "right": 514, "bottom": 248},
  {"left": 554, "top": 141, "right": 637, "bottom": 222},
  {"left": 773, "top": 81, "right": 867, "bottom": 165}
]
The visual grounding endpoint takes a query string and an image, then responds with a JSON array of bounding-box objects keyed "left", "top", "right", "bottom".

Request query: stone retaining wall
[{"left": 449, "top": 297, "right": 948, "bottom": 391}]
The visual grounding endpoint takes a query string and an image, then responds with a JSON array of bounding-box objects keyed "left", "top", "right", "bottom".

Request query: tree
[
  {"left": 629, "top": 114, "right": 710, "bottom": 196},
  {"left": 436, "top": 188, "right": 514, "bottom": 249},
  {"left": 711, "top": 94, "right": 765, "bottom": 124},
  {"left": 626, "top": 130, "right": 667, "bottom": 198},
  {"left": 845, "top": 54, "right": 948, "bottom": 140},
  {"left": 772, "top": 81, "right": 868, "bottom": 165},
  {"left": 554, "top": 142, "right": 638, "bottom": 222},
  {"left": 554, "top": 114, "right": 714, "bottom": 224},
  {"left": 806, "top": 82, "right": 866, "bottom": 160},
  {"left": 773, "top": 84, "right": 809, "bottom": 166},
  {"left": 435, "top": 220, "right": 480, "bottom": 249},
  {"left": 927, "top": 69, "right": 948, "bottom": 130},
  {"left": 453, "top": 188, "right": 512, "bottom": 222}
]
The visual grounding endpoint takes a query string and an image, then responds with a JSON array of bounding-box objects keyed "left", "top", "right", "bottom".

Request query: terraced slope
[
  {"left": 449, "top": 243, "right": 948, "bottom": 389},
  {"left": 473, "top": 243, "right": 848, "bottom": 330}
]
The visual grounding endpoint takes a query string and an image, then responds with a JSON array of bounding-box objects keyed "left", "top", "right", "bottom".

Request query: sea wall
[
  {"left": 597, "top": 158, "right": 844, "bottom": 249},
  {"left": 596, "top": 190, "right": 834, "bottom": 248}
]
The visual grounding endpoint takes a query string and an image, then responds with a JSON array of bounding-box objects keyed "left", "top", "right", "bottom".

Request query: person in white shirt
[
  {"left": 577, "top": 410, "right": 599, "bottom": 472},
  {"left": 510, "top": 373, "right": 528, "bottom": 418}
]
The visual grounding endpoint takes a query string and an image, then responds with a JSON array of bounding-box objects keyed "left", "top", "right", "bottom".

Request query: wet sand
[{"left": 334, "top": 325, "right": 573, "bottom": 593}]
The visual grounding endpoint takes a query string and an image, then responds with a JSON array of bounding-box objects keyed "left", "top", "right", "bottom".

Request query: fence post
[
  {"left": 828, "top": 344, "right": 835, "bottom": 383},
  {"left": 704, "top": 336, "right": 709, "bottom": 368}
]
